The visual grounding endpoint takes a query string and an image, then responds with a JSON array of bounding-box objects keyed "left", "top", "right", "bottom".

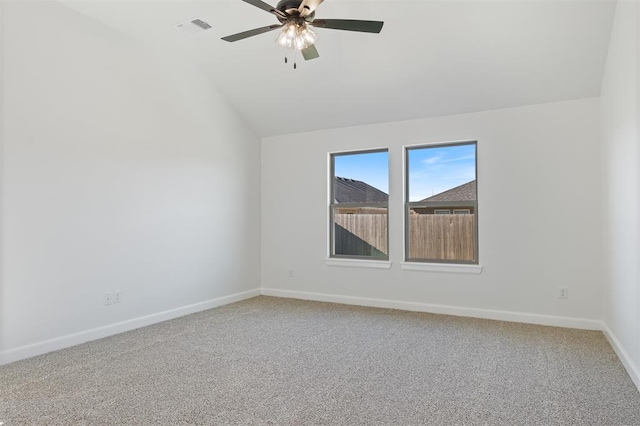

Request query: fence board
[
  {"left": 335, "top": 214, "right": 388, "bottom": 256},
  {"left": 410, "top": 214, "right": 475, "bottom": 261}
]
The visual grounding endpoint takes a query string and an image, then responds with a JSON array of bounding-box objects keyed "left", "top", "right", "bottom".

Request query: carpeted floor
[{"left": 1, "top": 296, "right": 639, "bottom": 425}]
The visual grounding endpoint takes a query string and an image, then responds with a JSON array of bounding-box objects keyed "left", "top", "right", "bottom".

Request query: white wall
[
  {"left": 0, "top": 0, "right": 5, "bottom": 359},
  {"left": 262, "top": 98, "right": 602, "bottom": 327},
  {"left": 0, "top": 1, "right": 261, "bottom": 363},
  {"left": 601, "top": 0, "right": 640, "bottom": 388}
]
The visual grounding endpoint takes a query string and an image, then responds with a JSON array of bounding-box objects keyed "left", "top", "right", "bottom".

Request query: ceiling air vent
[
  {"left": 176, "top": 18, "right": 212, "bottom": 34},
  {"left": 191, "top": 19, "right": 212, "bottom": 30}
]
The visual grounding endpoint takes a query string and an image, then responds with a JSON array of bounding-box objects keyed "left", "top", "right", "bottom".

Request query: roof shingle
[
  {"left": 422, "top": 180, "right": 476, "bottom": 202},
  {"left": 335, "top": 177, "right": 388, "bottom": 203}
]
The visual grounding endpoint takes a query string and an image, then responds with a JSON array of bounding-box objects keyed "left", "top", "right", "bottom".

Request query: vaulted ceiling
[{"left": 60, "top": 0, "right": 616, "bottom": 137}]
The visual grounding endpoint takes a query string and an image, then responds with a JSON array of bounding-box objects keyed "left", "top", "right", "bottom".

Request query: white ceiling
[{"left": 60, "top": 0, "right": 616, "bottom": 137}]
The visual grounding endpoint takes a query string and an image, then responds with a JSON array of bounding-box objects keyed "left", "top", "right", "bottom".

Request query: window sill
[
  {"left": 326, "top": 258, "right": 392, "bottom": 269},
  {"left": 401, "top": 262, "right": 483, "bottom": 274}
]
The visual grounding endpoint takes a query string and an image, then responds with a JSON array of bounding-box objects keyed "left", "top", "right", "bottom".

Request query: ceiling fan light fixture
[{"left": 275, "top": 21, "right": 317, "bottom": 51}]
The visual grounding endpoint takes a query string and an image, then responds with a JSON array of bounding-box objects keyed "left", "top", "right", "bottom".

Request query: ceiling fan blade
[
  {"left": 311, "top": 19, "right": 384, "bottom": 33},
  {"left": 222, "top": 24, "right": 283, "bottom": 42},
  {"left": 299, "top": 0, "right": 324, "bottom": 17},
  {"left": 301, "top": 44, "right": 320, "bottom": 61}
]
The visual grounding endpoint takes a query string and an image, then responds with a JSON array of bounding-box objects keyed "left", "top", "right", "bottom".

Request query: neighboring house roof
[
  {"left": 335, "top": 177, "right": 388, "bottom": 203},
  {"left": 422, "top": 180, "right": 476, "bottom": 202}
]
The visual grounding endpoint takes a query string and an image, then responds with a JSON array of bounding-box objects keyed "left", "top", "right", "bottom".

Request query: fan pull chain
[{"left": 283, "top": 52, "right": 297, "bottom": 69}]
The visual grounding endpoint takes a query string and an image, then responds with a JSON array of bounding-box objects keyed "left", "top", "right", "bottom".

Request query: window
[
  {"left": 330, "top": 150, "right": 389, "bottom": 260},
  {"left": 405, "top": 142, "right": 478, "bottom": 264}
]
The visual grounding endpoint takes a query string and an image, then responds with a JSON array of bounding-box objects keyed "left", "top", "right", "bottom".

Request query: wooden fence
[
  {"left": 334, "top": 213, "right": 388, "bottom": 258},
  {"left": 409, "top": 214, "right": 475, "bottom": 261},
  {"left": 334, "top": 213, "right": 475, "bottom": 261}
]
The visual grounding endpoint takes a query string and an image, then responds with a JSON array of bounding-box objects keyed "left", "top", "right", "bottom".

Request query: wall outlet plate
[
  {"left": 104, "top": 292, "right": 114, "bottom": 305},
  {"left": 558, "top": 287, "right": 568, "bottom": 299}
]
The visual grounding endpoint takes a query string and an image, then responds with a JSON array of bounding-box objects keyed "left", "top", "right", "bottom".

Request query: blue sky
[
  {"left": 408, "top": 144, "right": 476, "bottom": 201},
  {"left": 334, "top": 151, "right": 389, "bottom": 193},
  {"left": 333, "top": 144, "right": 475, "bottom": 201}
]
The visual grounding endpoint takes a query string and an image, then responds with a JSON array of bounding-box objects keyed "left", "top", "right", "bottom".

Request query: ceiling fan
[{"left": 222, "top": 0, "right": 384, "bottom": 66}]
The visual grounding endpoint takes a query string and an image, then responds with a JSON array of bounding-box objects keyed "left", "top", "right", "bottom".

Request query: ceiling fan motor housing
[{"left": 276, "top": 0, "right": 315, "bottom": 22}]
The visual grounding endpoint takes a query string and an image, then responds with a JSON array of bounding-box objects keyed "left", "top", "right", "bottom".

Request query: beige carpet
[{"left": 1, "top": 296, "right": 639, "bottom": 425}]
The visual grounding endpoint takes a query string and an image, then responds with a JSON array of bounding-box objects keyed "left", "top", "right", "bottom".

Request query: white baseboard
[
  {"left": 0, "top": 288, "right": 261, "bottom": 365},
  {"left": 602, "top": 323, "right": 640, "bottom": 392},
  {"left": 260, "top": 288, "right": 602, "bottom": 331}
]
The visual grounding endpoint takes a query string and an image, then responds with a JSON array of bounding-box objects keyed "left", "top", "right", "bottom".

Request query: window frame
[
  {"left": 329, "top": 148, "right": 389, "bottom": 261},
  {"left": 404, "top": 141, "right": 479, "bottom": 265}
]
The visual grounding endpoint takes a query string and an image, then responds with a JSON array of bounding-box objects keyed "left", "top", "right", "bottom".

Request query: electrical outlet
[
  {"left": 558, "top": 287, "right": 568, "bottom": 299},
  {"left": 114, "top": 290, "right": 122, "bottom": 304},
  {"left": 104, "top": 292, "right": 114, "bottom": 306},
  {"left": 289, "top": 269, "right": 294, "bottom": 278}
]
